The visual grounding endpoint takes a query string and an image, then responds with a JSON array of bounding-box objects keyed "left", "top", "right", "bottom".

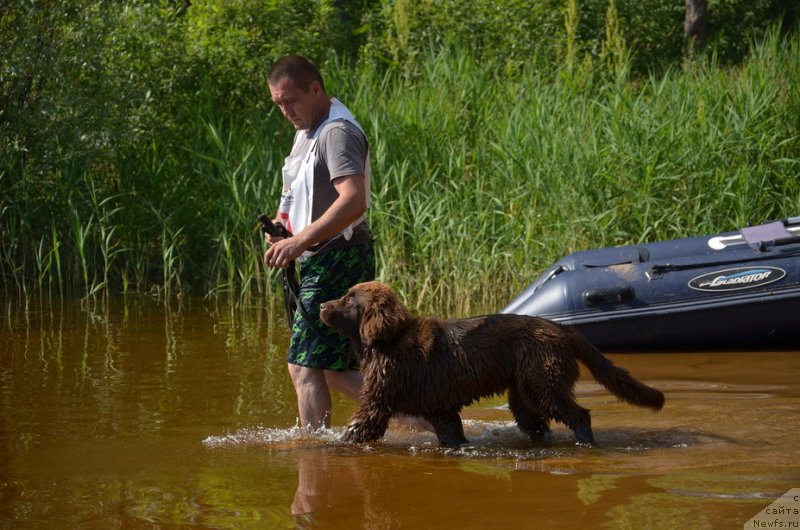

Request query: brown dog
[{"left": 320, "top": 281, "right": 664, "bottom": 447}]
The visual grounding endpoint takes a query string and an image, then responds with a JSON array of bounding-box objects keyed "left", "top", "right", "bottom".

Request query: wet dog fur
[{"left": 320, "top": 281, "right": 664, "bottom": 447}]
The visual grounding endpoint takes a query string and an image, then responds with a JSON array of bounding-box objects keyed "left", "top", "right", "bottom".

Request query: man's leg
[
  {"left": 325, "top": 369, "right": 434, "bottom": 432},
  {"left": 287, "top": 245, "right": 370, "bottom": 431},
  {"left": 288, "top": 363, "right": 332, "bottom": 431},
  {"left": 324, "top": 369, "right": 361, "bottom": 400}
]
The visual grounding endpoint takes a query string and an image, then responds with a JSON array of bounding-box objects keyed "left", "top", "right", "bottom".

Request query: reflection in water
[
  {"left": 203, "top": 412, "right": 799, "bottom": 529},
  {"left": 291, "top": 447, "right": 364, "bottom": 527},
  {"left": 1, "top": 296, "right": 799, "bottom": 529}
]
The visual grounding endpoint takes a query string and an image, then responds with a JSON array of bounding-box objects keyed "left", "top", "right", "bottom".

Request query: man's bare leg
[
  {"left": 288, "top": 364, "right": 332, "bottom": 431},
  {"left": 325, "top": 369, "right": 433, "bottom": 432},
  {"left": 324, "top": 369, "right": 361, "bottom": 400}
]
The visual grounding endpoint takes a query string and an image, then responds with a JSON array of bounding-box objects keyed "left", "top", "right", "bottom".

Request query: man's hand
[
  {"left": 263, "top": 174, "right": 366, "bottom": 269},
  {"left": 264, "top": 236, "right": 304, "bottom": 269}
]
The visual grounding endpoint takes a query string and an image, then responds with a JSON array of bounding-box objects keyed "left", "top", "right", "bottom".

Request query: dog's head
[{"left": 320, "top": 281, "right": 412, "bottom": 348}]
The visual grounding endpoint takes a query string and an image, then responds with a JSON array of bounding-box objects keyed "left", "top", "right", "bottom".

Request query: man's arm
[{"left": 263, "top": 174, "right": 366, "bottom": 268}]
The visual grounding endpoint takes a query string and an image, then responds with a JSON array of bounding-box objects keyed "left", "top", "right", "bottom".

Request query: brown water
[{"left": 1, "top": 296, "right": 798, "bottom": 529}]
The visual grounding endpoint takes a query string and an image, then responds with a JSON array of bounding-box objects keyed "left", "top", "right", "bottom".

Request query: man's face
[{"left": 269, "top": 76, "right": 322, "bottom": 131}]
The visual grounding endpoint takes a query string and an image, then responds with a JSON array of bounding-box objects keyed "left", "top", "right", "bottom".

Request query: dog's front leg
[{"left": 341, "top": 404, "right": 391, "bottom": 444}]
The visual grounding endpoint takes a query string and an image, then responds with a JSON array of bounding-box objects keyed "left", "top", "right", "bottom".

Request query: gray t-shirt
[{"left": 289, "top": 116, "right": 372, "bottom": 251}]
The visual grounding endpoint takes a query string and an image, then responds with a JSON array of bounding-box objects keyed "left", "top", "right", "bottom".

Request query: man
[{"left": 263, "top": 55, "right": 375, "bottom": 432}]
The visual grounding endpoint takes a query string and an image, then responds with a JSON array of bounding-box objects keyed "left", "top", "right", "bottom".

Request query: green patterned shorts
[{"left": 287, "top": 242, "right": 375, "bottom": 371}]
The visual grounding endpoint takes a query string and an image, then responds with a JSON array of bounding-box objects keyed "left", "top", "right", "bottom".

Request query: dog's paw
[
  {"left": 340, "top": 428, "right": 358, "bottom": 443},
  {"left": 572, "top": 425, "right": 596, "bottom": 448},
  {"left": 439, "top": 439, "right": 469, "bottom": 448},
  {"left": 341, "top": 425, "right": 371, "bottom": 444},
  {"left": 436, "top": 433, "right": 469, "bottom": 448},
  {"left": 522, "top": 426, "right": 553, "bottom": 440}
]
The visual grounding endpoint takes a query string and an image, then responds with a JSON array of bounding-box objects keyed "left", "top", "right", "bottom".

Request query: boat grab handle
[{"left": 583, "top": 286, "right": 635, "bottom": 305}]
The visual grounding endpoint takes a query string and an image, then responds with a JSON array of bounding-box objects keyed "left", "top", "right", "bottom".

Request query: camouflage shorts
[{"left": 287, "top": 242, "right": 375, "bottom": 371}]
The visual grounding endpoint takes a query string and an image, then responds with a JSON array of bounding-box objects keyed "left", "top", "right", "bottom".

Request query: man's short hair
[{"left": 268, "top": 55, "right": 325, "bottom": 92}]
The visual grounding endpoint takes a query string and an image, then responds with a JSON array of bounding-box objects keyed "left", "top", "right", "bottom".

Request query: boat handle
[{"left": 583, "top": 286, "right": 635, "bottom": 305}]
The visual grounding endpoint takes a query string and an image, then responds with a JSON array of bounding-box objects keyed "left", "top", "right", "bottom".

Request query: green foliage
[
  {"left": 1, "top": 0, "right": 799, "bottom": 313},
  {"left": 359, "top": 0, "right": 792, "bottom": 74},
  {"left": 706, "top": 0, "right": 774, "bottom": 60},
  {"left": 360, "top": 0, "right": 563, "bottom": 71},
  {"left": 350, "top": 32, "right": 800, "bottom": 313},
  {"left": 183, "top": 0, "right": 355, "bottom": 113}
]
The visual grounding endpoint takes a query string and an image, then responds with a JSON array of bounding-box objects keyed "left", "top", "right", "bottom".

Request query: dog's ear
[{"left": 359, "top": 285, "right": 411, "bottom": 347}]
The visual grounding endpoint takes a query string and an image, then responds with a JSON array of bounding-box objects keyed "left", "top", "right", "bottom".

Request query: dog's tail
[{"left": 570, "top": 328, "right": 665, "bottom": 411}]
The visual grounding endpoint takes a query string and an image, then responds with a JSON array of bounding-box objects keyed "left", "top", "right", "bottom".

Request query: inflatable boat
[{"left": 501, "top": 217, "right": 800, "bottom": 350}]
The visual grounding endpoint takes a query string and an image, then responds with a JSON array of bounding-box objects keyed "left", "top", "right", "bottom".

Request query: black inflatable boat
[{"left": 501, "top": 217, "right": 800, "bottom": 350}]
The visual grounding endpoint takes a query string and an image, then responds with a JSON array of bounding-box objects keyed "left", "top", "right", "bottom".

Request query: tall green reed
[
  {"left": 190, "top": 117, "right": 284, "bottom": 305},
  {"left": 346, "top": 28, "right": 800, "bottom": 315},
  {"left": 68, "top": 198, "right": 96, "bottom": 300},
  {"left": 2, "top": 28, "right": 798, "bottom": 316}
]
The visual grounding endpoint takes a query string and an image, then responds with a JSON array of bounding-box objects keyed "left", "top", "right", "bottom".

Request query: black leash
[
  {"left": 257, "top": 214, "right": 343, "bottom": 350},
  {"left": 258, "top": 214, "right": 297, "bottom": 326}
]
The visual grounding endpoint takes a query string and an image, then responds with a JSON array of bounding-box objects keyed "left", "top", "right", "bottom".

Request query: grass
[
  {"left": 355, "top": 29, "right": 800, "bottom": 314},
  {"left": 2, "top": 29, "right": 799, "bottom": 315}
]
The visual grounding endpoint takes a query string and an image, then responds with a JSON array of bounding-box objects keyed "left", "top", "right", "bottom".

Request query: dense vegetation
[{"left": 2, "top": 0, "right": 799, "bottom": 314}]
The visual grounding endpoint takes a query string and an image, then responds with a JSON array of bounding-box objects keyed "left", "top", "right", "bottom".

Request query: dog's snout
[{"left": 319, "top": 300, "right": 338, "bottom": 317}]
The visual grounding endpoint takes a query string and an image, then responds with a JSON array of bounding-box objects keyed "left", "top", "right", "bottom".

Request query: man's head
[{"left": 268, "top": 55, "right": 330, "bottom": 131}]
